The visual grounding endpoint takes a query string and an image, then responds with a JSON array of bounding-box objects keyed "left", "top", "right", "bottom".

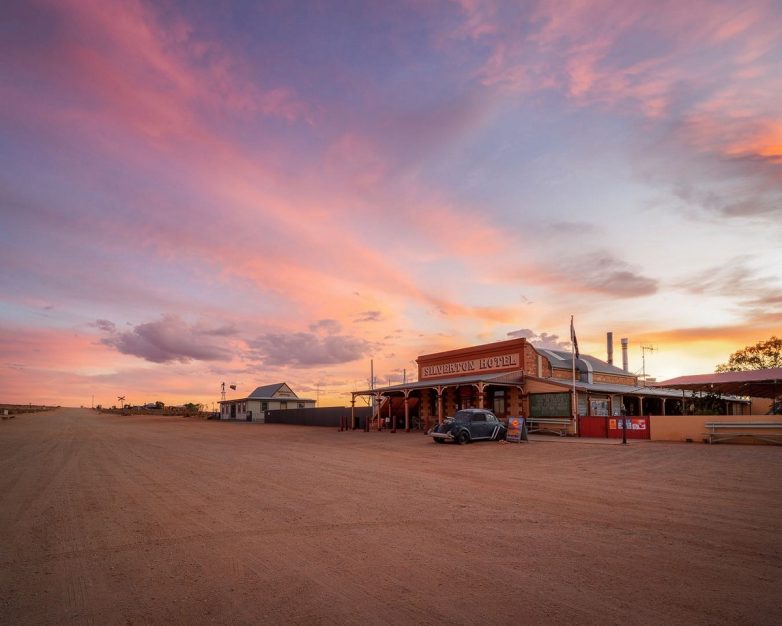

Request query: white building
[{"left": 219, "top": 383, "right": 315, "bottom": 422}]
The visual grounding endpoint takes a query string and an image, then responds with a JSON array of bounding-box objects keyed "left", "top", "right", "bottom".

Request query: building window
[
  {"left": 281, "top": 401, "right": 288, "bottom": 409},
  {"left": 298, "top": 403, "right": 304, "bottom": 409},
  {"left": 261, "top": 402, "right": 268, "bottom": 411}
]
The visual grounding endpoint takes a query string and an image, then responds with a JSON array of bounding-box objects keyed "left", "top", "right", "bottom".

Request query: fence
[{"left": 265, "top": 406, "right": 373, "bottom": 428}]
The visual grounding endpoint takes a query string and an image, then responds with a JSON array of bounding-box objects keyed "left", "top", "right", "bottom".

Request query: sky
[{"left": 1, "top": 0, "right": 781, "bottom": 409}]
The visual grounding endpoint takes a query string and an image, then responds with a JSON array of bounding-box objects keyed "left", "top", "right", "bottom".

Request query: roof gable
[{"left": 248, "top": 383, "right": 298, "bottom": 399}]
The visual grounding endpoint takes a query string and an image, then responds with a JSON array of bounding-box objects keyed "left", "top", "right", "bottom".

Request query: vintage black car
[{"left": 430, "top": 409, "right": 506, "bottom": 444}]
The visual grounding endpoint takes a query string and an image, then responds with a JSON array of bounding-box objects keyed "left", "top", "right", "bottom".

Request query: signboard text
[{"left": 421, "top": 353, "right": 519, "bottom": 378}]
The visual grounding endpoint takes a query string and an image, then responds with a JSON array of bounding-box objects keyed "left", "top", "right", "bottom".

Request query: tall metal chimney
[
  {"left": 607, "top": 332, "right": 614, "bottom": 365},
  {"left": 621, "top": 338, "right": 629, "bottom": 372}
]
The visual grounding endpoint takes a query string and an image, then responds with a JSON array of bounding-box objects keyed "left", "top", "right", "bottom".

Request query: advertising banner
[
  {"left": 506, "top": 416, "right": 528, "bottom": 443},
  {"left": 608, "top": 418, "right": 647, "bottom": 431}
]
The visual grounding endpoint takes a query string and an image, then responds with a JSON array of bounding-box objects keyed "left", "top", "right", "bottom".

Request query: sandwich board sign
[{"left": 506, "top": 416, "right": 528, "bottom": 443}]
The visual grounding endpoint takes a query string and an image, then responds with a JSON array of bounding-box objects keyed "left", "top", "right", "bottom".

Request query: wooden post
[{"left": 404, "top": 391, "right": 410, "bottom": 432}]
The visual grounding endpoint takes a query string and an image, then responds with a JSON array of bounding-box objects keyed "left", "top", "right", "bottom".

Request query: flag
[
  {"left": 229, "top": 384, "right": 237, "bottom": 390},
  {"left": 570, "top": 316, "right": 580, "bottom": 360}
]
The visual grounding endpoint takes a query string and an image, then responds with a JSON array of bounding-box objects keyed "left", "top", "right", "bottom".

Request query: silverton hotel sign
[{"left": 420, "top": 353, "right": 519, "bottom": 379}]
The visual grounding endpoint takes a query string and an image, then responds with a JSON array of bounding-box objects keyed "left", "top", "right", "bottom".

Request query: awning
[
  {"left": 526, "top": 376, "right": 750, "bottom": 402},
  {"left": 655, "top": 368, "right": 782, "bottom": 398},
  {"left": 353, "top": 370, "right": 523, "bottom": 395}
]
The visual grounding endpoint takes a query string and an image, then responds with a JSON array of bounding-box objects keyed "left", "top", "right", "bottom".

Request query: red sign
[{"left": 609, "top": 418, "right": 647, "bottom": 431}]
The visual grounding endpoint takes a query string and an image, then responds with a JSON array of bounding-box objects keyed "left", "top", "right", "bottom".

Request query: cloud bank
[
  {"left": 247, "top": 332, "right": 372, "bottom": 368},
  {"left": 98, "top": 315, "right": 233, "bottom": 363}
]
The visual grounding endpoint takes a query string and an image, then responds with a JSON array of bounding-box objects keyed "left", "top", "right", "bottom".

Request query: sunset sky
[{"left": 2, "top": 0, "right": 781, "bottom": 409}]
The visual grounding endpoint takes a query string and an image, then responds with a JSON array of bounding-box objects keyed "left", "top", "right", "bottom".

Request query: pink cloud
[
  {"left": 56, "top": 0, "right": 309, "bottom": 122},
  {"left": 2, "top": 0, "right": 311, "bottom": 153},
  {"left": 462, "top": 1, "right": 782, "bottom": 159},
  {"left": 97, "top": 315, "right": 235, "bottom": 363},
  {"left": 4, "top": 1, "right": 534, "bottom": 333}
]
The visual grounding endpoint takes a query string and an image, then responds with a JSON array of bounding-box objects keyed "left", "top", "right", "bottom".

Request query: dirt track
[{"left": 1, "top": 408, "right": 780, "bottom": 625}]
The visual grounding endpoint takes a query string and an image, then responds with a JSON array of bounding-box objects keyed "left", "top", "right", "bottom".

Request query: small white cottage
[{"left": 219, "top": 383, "right": 315, "bottom": 422}]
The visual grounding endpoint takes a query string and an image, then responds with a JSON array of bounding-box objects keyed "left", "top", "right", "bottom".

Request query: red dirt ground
[{"left": 1, "top": 407, "right": 780, "bottom": 625}]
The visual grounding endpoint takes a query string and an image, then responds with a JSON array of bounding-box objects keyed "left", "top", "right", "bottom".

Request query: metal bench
[
  {"left": 526, "top": 417, "right": 572, "bottom": 436},
  {"left": 704, "top": 421, "right": 782, "bottom": 445}
]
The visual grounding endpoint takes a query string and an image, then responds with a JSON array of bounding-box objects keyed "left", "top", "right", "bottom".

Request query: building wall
[
  {"left": 419, "top": 392, "right": 432, "bottom": 421},
  {"left": 444, "top": 389, "right": 456, "bottom": 416},
  {"left": 551, "top": 369, "right": 572, "bottom": 381},
  {"left": 508, "top": 387, "right": 523, "bottom": 417},
  {"left": 220, "top": 398, "right": 315, "bottom": 421},
  {"left": 594, "top": 372, "right": 638, "bottom": 385},
  {"left": 650, "top": 414, "right": 780, "bottom": 443},
  {"left": 521, "top": 344, "right": 541, "bottom": 375},
  {"left": 550, "top": 368, "right": 636, "bottom": 385},
  {"left": 750, "top": 397, "right": 774, "bottom": 414},
  {"left": 417, "top": 338, "right": 527, "bottom": 380}
]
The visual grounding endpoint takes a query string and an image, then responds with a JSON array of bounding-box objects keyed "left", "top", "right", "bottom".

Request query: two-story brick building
[{"left": 351, "top": 336, "right": 747, "bottom": 433}]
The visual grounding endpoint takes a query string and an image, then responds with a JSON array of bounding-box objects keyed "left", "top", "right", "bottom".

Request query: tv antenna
[{"left": 641, "top": 345, "right": 657, "bottom": 386}]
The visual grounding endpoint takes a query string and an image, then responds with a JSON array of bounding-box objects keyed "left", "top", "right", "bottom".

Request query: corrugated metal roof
[
  {"left": 539, "top": 349, "right": 631, "bottom": 377},
  {"left": 528, "top": 376, "right": 749, "bottom": 401},
  {"left": 655, "top": 368, "right": 782, "bottom": 398},
  {"left": 249, "top": 383, "right": 288, "bottom": 398}
]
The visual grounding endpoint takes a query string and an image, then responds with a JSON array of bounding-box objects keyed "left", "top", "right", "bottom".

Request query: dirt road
[{"left": 1, "top": 408, "right": 780, "bottom": 625}]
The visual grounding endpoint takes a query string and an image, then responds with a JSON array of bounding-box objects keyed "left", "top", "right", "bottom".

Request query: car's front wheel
[{"left": 456, "top": 431, "right": 470, "bottom": 445}]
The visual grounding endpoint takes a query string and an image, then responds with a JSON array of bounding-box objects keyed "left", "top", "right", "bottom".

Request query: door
[
  {"left": 469, "top": 413, "right": 492, "bottom": 439},
  {"left": 578, "top": 416, "right": 608, "bottom": 437},
  {"left": 485, "top": 414, "right": 503, "bottom": 439}
]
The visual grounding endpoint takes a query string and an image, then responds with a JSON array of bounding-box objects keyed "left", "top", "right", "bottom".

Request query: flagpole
[{"left": 571, "top": 315, "right": 578, "bottom": 436}]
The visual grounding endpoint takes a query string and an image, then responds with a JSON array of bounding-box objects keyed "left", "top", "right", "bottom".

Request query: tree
[
  {"left": 183, "top": 402, "right": 202, "bottom": 416},
  {"left": 716, "top": 336, "right": 782, "bottom": 372},
  {"left": 687, "top": 392, "right": 726, "bottom": 415}
]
